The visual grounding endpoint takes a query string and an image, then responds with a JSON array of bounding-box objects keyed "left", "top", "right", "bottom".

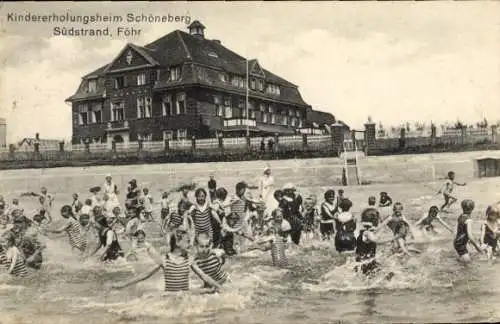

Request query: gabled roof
[
  {"left": 249, "top": 59, "right": 266, "bottom": 78},
  {"left": 83, "top": 64, "right": 108, "bottom": 79},
  {"left": 103, "top": 43, "right": 160, "bottom": 73}
]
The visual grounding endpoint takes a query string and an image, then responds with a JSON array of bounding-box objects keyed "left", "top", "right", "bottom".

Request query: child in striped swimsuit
[
  {"left": 46, "top": 205, "right": 86, "bottom": 254},
  {"left": 320, "top": 190, "right": 337, "bottom": 240},
  {"left": 250, "top": 208, "right": 291, "bottom": 267},
  {"left": 479, "top": 204, "right": 500, "bottom": 261},
  {"left": 186, "top": 188, "right": 221, "bottom": 247},
  {"left": 193, "top": 232, "right": 229, "bottom": 287},
  {"left": 2, "top": 232, "right": 28, "bottom": 277},
  {"left": 112, "top": 230, "right": 222, "bottom": 294}
]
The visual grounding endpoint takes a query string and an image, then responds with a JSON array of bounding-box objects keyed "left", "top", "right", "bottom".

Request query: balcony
[
  {"left": 106, "top": 120, "right": 130, "bottom": 132},
  {"left": 223, "top": 118, "right": 256, "bottom": 127}
]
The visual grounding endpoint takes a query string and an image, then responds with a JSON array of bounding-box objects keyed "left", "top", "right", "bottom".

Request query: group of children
[{"left": 0, "top": 169, "right": 499, "bottom": 295}]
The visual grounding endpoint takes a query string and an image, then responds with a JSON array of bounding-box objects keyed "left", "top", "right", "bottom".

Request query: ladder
[{"left": 342, "top": 140, "right": 362, "bottom": 185}]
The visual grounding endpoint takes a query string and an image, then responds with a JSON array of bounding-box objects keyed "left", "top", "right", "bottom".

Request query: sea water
[{"left": 0, "top": 156, "right": 499, "bottom": 324}]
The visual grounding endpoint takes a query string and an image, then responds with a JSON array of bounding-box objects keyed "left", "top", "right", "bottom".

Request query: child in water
[
  {"left": 90, "top": 216, "right": 124, "bottom": 262},
  {"left": 249, "top": 208, "right": 291, "bottom": 268},
  {"left": 112, "top": 229, "right": 222, "bottom": 294},
  {"left": 414, "top": 206, "right": 453, "bottom": 238},
  {"left": 378, "top": 202, "right": 420, "bottom": 256},
  {"left": 45, "top": 205, "right": 86, "bottom": 255},
  {"left": 193, "top": 232, "right": 229, "bottom": 287},
  {"left": 2, "top": 232, "right": 28, "bottom": 277},
  {"left": 479, "top": 205, "right": 500, "bottom": 261},
  {"left": 125, "top": 230, "right": 157, "bottom": 262},
  {"left": 334, "top": 198, "right": 357, "bottom": 254},
  {"left": 302, "top": 195, "right": 319, "bottom": 241},
  {"left": 379, "top": 192, "right": 393, "bottom": 208},
  {"left": 319, "top": 190, "right": 337, "bottom": 240},
  {"left": 453, "top": 199, "right": 483, "bottom": 263},
  {"left": 438, "top": 171, "right": 466, "bottom": 212}
]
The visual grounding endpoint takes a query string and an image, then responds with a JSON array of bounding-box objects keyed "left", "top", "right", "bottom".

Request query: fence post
[
  {"left": 273, "top": 133, "right": 279, "bottom": 153},
  {"left": 491, "top": 125, "right": 498, "bottom": 144},
  {"left": 246, "top": 136, "right": 251, "bottom": 152},
  {"left": 430, "top": 123, "right": 436, "bottom": 146},
  {"left": 218, "top": 135, "right": 224, "bottom": 155},
  {"left": 460, "top": 128, "right": 466, "bottom": 145},
  {"left": 164, "top": 139, "right": 169, "bottom": 152},
  {"left": 138, "top": 139, "right": 143, "bottom": 151},
  {"left": 302, "top": 133, "right": 308, "bottom": 149},
  {"left": 191, "top": 136, "right": 196, "bottom": 152},
  {"left": 111, "top": 140, "right": 116, "bottom": 152},
  {"left": 84, "top": 142, "right": 90, "bottom": 154},
  {"left": 59, "top": 141, "right": 65, "bottom": 152}
]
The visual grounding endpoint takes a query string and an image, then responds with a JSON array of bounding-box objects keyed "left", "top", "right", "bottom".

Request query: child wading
[
  {"left": 320, "top": 190, "right": 337, "bottom": 240},
  {"left": 46, "top": 205, "right": 86, "bottom": 254},
  {"left": 480, "top": 205, "right": 500, "bottom": 261},
  {"left": 112, "top": 230, "right": 222, "bottom": 294},
  {"left": 438, "top": 171, "right": 466, "bottom": 212},
  {"left": 453, "top": 199, "right": 483, "bottom": 263},
  {"left": 334, "top": 198, "right": 356, "bottom": 254},
  {"left": 90, "top": 216, "right": 124, "bottom": 262},
  {"left": 414, "top": 206, "right": 453, "bottom": 238}
]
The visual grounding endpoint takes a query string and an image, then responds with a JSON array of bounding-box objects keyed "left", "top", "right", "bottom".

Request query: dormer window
[
  {"left": 219, "top": 72, "right": 229, "bottom": 83},
  {"left": 266, "top": 83, "right": 280, "bottom": 95},
  {"left": 169, "top": 66, "right": 181, "bottom": 81},
  {"left": 250, "top": 78, "right": 256, "bottom": 90},
  {"left": 137, "top": 73, "right": 146, "bottom": 86},
  {"left": 257, "top": 79, "right": 264, "bottom": 91},
  {"left": 87, "top": 79, "right": 97, "bottom": 93}
]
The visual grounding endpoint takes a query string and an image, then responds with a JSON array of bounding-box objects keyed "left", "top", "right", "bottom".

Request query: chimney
[{"left": 187, "top": 20, "right": 206, "bottom": 38}]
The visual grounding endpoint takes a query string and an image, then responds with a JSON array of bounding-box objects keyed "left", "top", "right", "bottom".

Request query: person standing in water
[
  {"left": 185, "top": 188, "right": 221, "bottom": 246},
  {"left": 281, "top": 183, "right": 304, "bottom": 245},
  {"left": 453, "top": 199, "right": 483, "bottom": 263},
  {"left": 414, "top": 206, "right": 453, "bottom": 238},
  {"left": 90, "top": 216, "right": 124, "bottom": 262},
  {"left": 479, "top": 205, "right": 500, "bottom": 261},
  {"left": 208, "top": 175, "right": 217, "bottom": 203},
  {"left": 259, "top": 166, "right": 276, "bottom": 213},
  {"left": 112, "top": 229, "right": 222, "bottom": 294},
  {"left": 193, "top": 232, "right": 229, "bottom": 287},
  {"left": 45, "top": 205, "right": 86, "bottom": 255},
  {"left": 438, "top": 171, "right": 466, "bottom": 212},
  {"left": 319, "top": 190, "right": 338, "bottom": 240},
  {"left": 334, "top": 198, "right": 357, "bottom": 254},
  {"left": 2, "top": 232, "right": 28, "bottom": 277}
]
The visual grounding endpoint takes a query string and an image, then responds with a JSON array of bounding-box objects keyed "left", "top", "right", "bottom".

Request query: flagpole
[{"left": 246, "top": 58, "right": 250, "bottom": 137}]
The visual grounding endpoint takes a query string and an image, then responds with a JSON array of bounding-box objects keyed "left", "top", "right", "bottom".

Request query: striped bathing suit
[
  {"left": 230, "top": 197, "right": 246, "bottom": 229},
  {"left": 0, "top": 249, "right": 8, "bottom": 269},
  {"left": 6, "top": 247, "right": 28, "bottom": 277},
  {"left": 194, "top": 253, "right": 227, "bottom": 285},
  {"left": 169, "top": 212, "right": 184, "bottom": 228},
  {"left": 66, "top": 217, "right": 86, "bottom": 252},
  {"left": 189, "top": 204, "right": 213, "bottom": 238},
  {"left": 163, "top": 254, "right": 190, "bottom": 292},
  {"left": 271, "top": 236, "right": 288, "bottom": 267}
]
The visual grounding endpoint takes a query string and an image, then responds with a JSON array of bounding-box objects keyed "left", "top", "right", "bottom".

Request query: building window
[
  {"left": 220, "top": 72, "right": 229, "bottom": 83},
  {"left": 298, "top": 119, "right": 303, "bottom": 128},
  {"left": 137, "top": 73, "right": 146, "bottom": 86},
  {"left": 238, "top": 99, "right": 245, "bottom": 109},
  {"left": 169, "top": 66, "right": 181, "bottom": 81},
  {"left": 91, "top": 103, "right": 102, "bottom": 123},
  {"left": 177, "top": 129, "right": 187, "bottom": 140},
  {"left": 282, "top": 111, "right": 288, "bottom": 126},
  {"left": 296, "top": 110, "right": 301, "bottom": 118},
  {"left": 162, "top": 94, "right": 172, "bottom": 116},
  {"left": 257, "top": 79, "right": 264, "bottom": 91},
  {"left": 262, "top": 113, "right": 268, "bottom": 123},
  {"left": 271, "top": 113, "right": 276, "bottom": 124},
  {"left": 266, "top": 84, "right": 280, "bottom": 95},
  {"left": 137, "top": 133, "right": 152, "bottom": 141},
  {"left": 224, "top": 98, "right": 232, "bottom": 118},
  {"left": 78, "top": 104, "right": 89, "bottom": 125},
  {"left": 137, "top": 96, "right": 151, "bottom": 118},
  {"left": 260, "top": 103, "right": 266, "bottom": 112},
  {"left": 214, "top": 96, "right": 223, "bottom": 117},
  {"left": 232, "top": 76, "right": 245, "bottom": 88},
  {"left": 291, "top": 117, "right": 296, "bottom": 127},
  {"left": 163, "top": 130, "right": 173, "bottom": 140},
  {"left": 87, "top": 79, "right": 97, "bottom": 93},
  {"left": 156, "top": 70, "right": 161, "bottom": 81},
  {"left": 289, "top": 109, "right": 294, "bottom": 117},
  {"left": 114, "top": 76, "right": 126, "bottom": 89},
  {"left": 176, "top": 93, "right": 186, "bottom": 115},
  {"left": 250, "top": 78, "right": 256, "bottom": 90},
  {"left": 111, "top": 101, "right": 125, "bottom": 121}
]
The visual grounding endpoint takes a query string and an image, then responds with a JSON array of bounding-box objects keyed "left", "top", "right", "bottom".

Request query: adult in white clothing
[{"left": 259, "top": 167, "right": 277, "bottom": 216}]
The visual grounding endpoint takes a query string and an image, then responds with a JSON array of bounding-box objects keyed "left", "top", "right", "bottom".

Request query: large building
[
  {"left": 0, "top": 118, "right": 6, "bottom": 149},
  {"left": 66, "top": 21, "right": 320, "bottom": 145}
]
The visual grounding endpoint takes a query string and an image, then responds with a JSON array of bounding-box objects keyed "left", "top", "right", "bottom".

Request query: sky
[{"left": 0, "top": 1, "right": 499, "bottom": 142}]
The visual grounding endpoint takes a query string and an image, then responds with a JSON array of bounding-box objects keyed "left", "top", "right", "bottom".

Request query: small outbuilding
[{"left": 474, "top": 156, "right": 500, "bottom": 178}]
